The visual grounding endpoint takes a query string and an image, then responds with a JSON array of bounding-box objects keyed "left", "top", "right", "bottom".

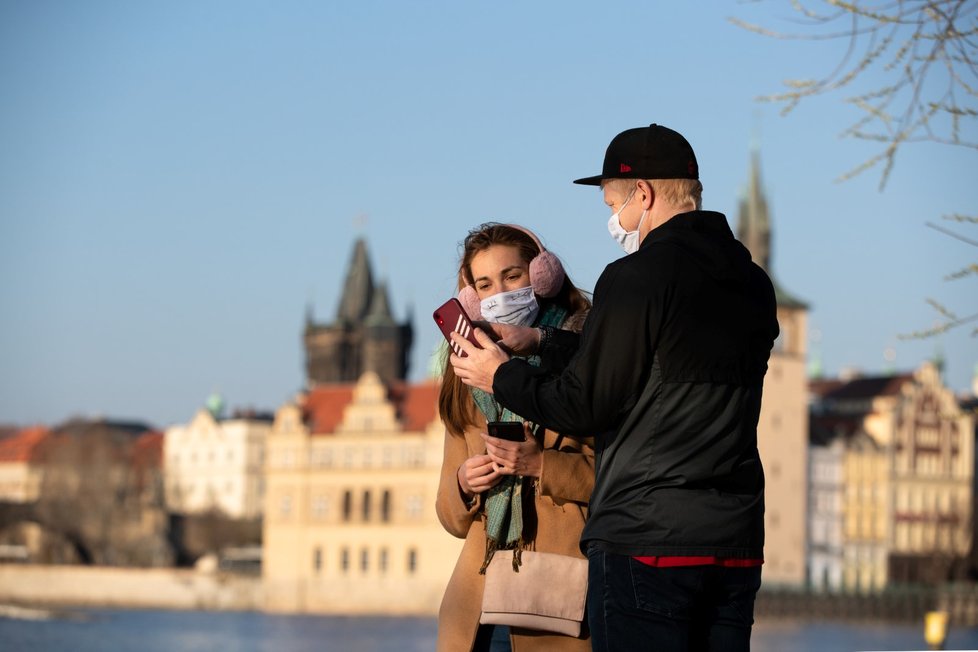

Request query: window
[
  {"left": 342, "top": 490, "right": 352, "bottom": 522},
  {"left": 381, "top": 490, "right": 392, "bottom": 523},
  {"left": 407, "top": 494, "right": 423, "bottom": 520},
  {"left": 312, "top": 495, "right": 328, "bottom": 519},
  {"left": 280, "top": 494, "right": 292, "bottom": 518},
  {"left": 407, "top": 548, "right": 418, "bottom": 574},
  {"left": 379, "top": 548, "right": 389, "bottom": 574},
  {"left": 360, "top": 548, "right": 369, "bottom": 573},
  {"left": 362, "top": 490, "right": 372, "bottom": 522},
  {"left": 313, "top": 547, "right": 322, "bottom": 573},
  {"left": 341, "top": 547, "right": 350, "bottom": 573}
]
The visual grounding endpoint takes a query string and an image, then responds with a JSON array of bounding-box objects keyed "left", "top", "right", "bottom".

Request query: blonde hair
[{"left": 603, "top": 178, "right": 703, "bottom": 211}]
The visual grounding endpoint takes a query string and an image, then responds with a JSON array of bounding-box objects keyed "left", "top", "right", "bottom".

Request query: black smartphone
[
  {"left": 433, "top": 298, "right": 481, "bottom": 358},
  {"left": 487, "top": 421, "right": 526, "bottom": 442}
]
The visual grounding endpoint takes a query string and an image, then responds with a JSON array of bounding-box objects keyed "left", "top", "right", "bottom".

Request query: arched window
[
  {"left": 342, "top": 490, "right": 352, "bottom": 522},
  {"left": 381, "top": 490, "right": 392, "bottom": 523}
]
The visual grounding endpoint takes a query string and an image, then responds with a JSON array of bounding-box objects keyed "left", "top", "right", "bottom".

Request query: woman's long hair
[{"left": 437, "top": 223, "right": 590, "bottom": 436}]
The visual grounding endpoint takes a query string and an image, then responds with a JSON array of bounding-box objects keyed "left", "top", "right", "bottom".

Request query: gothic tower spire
[
  {"left": 737, "top": 146, "right": 772, "bottom": 272},
  {"left": 336, "top": 238, "right": 374, "bottom": 325}
]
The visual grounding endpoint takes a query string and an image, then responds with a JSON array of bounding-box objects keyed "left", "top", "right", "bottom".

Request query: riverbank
[
  {"left": 4, "top": 563, "right": 978, "bottom": 627},
  {"left": 0, "top": 564, "right": 262, "bottom": 611},
  {"left": 757, "top": 583, "right": 978, "bottom": 626}
]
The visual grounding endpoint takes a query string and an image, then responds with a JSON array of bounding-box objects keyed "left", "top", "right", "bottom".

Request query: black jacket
[{"left": 493, "top": 211, "right": 779, "bottom": 557}]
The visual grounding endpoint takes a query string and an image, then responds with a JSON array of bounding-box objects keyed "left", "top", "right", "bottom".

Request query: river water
[{"left": 2, "top": 608, "right": 978, "bottom": 651}]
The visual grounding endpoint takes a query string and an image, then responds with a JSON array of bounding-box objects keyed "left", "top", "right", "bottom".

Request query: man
[{"left": 450, "top": 124, "right": 779, "bottom": 651}]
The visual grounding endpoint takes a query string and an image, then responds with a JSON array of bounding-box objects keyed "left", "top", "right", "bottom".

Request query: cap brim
[{"left": 572, "top": 175, "right": 603, "bottom": 186}]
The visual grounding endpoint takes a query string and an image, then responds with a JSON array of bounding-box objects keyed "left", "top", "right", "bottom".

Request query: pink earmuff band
[{"left": 458, "top": 285, "right": 483, "bottom": 321}]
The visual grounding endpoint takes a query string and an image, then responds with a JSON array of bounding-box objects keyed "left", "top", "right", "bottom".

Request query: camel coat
[{"left": 436, "top": 419, "right": 594, "bottom": 652}]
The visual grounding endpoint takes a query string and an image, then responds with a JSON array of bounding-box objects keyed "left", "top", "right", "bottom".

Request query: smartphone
[
  {"left": 433, "top": 298, "right": 481, "bottom": 357},
  {"left": 487, "top": 421, "right": 526, "bottom": 442}
]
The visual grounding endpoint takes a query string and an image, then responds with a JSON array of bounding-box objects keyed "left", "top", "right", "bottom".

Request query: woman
[{"left": 436, "top": 223, "right": 594, "bottom": 652}]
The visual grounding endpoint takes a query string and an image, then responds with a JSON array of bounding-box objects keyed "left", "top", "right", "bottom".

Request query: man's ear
[{"left": 637, "top": 180, "right": 654, "bottom": 209}]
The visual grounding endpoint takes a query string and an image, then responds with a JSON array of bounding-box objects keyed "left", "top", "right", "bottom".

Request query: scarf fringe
[
  {"left": 479, "top": 537, "right": 499, "bottom": 575},
  {"left": 479, "top": 536, "right": 525, "bottom": 575}
]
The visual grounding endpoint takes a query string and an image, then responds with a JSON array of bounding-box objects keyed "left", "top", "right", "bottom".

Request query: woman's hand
[
  {"left": 481, "top": 423, "right": 543, "bottom": 478},
  {"left": 457, "top": 453, "right": 503, "bottom": 498}
]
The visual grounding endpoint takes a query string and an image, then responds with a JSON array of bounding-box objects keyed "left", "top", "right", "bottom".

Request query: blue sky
[{"left": 1, "top": 1, "right": 976, "bottom": 428}]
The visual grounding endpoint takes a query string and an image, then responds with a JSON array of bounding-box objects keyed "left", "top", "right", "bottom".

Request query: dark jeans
[
  {"left": 586, "top": 547, "right": 761, "bottom": 652},
  {"left": 473, "top": 624, "right": 512, "bottom": 652}
]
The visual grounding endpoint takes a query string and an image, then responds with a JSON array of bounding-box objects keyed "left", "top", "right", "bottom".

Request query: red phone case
[{"left": 433, "top": 298, "right": 481, "bottom": 357}]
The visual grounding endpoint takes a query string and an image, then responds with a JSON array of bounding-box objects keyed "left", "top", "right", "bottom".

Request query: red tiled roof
[
  {"left": 132, "top": 431, "right": 163, "bottom": 468},
  {"left": 809, "top": 378, "right": 845, "bottom": 399},
  {"left": 303, "top": 385, "right": 356, "bottom": 434},
  {"left": 0, "top": 426, "right": 51, "bottom": 463},
  {"left": 302, "top": 379, "right": 441, "bottom": 435},
  {"left": 814, "top": 374, "right": 913, "bottom": 402},
  {"left": 391, "top": 379, "right": 440, "bottom": 432}
]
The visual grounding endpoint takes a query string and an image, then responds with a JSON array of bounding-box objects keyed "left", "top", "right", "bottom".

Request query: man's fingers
[{"left": 472, "top": 327, "right": 495, "bottom": 347}]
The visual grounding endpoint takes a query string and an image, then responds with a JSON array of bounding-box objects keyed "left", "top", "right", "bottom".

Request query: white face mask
[
  {"left": 607, "top": 188, "right": 648, "bottom": 254},
  {"left": 480, "top": 285, "right": 540, "bottom": 326}
]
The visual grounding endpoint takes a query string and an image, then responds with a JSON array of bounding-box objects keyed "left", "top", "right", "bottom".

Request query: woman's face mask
[
  {"left": 607, "top": 187, "right": 648, "bottom": 254},
  {"left": 480, "top": 286, "right": 540, "bottom": 326}
]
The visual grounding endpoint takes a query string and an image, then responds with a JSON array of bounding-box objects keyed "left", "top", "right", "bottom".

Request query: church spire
[
  {"left": 737, "top": 143, "right": 808, "bottom": 311},
  {"left": 336, "top": 238, "right": 374, "bottom": 324},
  {"left": 737, "top": 146, "right": 772, "bottom": 272},
  {"left": 365, "top": 281, "right": 396, "bottom": 327}
]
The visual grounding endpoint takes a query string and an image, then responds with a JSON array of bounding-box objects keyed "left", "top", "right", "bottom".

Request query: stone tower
[
  {"left": 304, "top": 238, "right": 413, "bottom": 386},
  {"left": 738, "top": 146, "right": 810, "bottom": 586}
]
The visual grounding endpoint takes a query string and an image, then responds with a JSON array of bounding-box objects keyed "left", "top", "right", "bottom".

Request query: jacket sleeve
[
  {"left": 537, "top": 435, "right": 595, "bottom": 506},
  {"left": 494, "top": 261, "right": 658, "bottom": 437},
  {"left": 435, "top": 429, "right": 481, "bottom": 539}
]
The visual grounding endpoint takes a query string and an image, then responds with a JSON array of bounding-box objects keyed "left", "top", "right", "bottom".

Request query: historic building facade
[
  {"left": 262, "top": 372, "right": 462, "bottom": 614},
  {"left": 737, "top": 148, "right": 810, "bottom": 586},
  {"left": 304, "top": 238, "right": 413, "bottom": 386},
  {"left": 0, "top": 426, "right": 50, "bottom": 503},
  {"left": 163, "top": 404, "right": 272, "bottom": 519},
  {"left": 808, "top": 362, "right": 975, "bottom": 591}
]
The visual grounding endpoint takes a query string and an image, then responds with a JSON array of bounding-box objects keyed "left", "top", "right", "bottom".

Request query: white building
[
  {"left": 164, "top": 405, "right": 271, "bottom": 519},
  {"left": 807, "top": 424, "right": 845, "bottom": 591}
]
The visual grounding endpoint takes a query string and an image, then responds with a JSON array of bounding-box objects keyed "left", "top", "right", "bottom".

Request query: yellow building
[
  {"left": 810, "top": 362, "right": 974, "bottom": 590},
  {"left": 263, "top": 371, "right": 463, "bottom": 614}
]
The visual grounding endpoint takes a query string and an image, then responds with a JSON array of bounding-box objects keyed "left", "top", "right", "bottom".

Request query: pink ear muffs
[
  {"left": 458, "top": 284, "right": 483, "bottom": 321},
  {"left": 458, "top": 224, "right": 566, "bottom": 318},
  {"left": 506, "top": 223, "right": 565, "bottom": 298}
]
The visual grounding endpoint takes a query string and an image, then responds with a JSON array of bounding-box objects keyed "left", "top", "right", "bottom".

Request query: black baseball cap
[{"left": 573, "top": 124, "right": 699, "bottom": 185}]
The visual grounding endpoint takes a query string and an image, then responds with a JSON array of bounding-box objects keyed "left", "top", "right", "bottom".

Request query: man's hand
[
  {"left": 473, "top": 322, "right": 541, "bottom": 357},
  {"left": 450, "top": 328, "right": 511, "bottom": 393}
]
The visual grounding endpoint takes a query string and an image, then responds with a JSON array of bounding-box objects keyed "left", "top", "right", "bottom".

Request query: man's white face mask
[
  {"left": 607, "top": 187, "right": 648, "bottom": 254},
  {"left": 480, "top": 286, "right": 540, "bottom": 326}
]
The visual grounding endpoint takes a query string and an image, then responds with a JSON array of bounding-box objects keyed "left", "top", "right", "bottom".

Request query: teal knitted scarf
[{"left": 472, "top": 303, "right": 567, "bottom": 574}]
